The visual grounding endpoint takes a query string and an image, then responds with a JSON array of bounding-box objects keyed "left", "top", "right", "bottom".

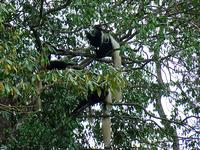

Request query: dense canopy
[{"left": 0, "top": 1, "right": 199, "bottom": 149}]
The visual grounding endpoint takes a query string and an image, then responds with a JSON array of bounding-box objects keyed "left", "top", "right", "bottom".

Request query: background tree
[{"left": 0, "top": 0, "right": 199, "bottom": 149}]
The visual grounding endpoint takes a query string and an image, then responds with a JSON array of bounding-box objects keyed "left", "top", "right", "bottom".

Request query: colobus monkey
[
  {"left": 71, "top": 87, "right": 111, "bottom": 116},
  {"left": 86, "top": 25, "right": 120, "bottom": 58},
  {"left": 46, "top": 54, "right": 72, "bottom": 70},
  {"left": 46, "top": 61, "right": 69, "bottom": 70}
]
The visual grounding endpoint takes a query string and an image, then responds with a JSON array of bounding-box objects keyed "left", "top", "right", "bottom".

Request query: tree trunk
[
  {"left": 35, "top": 79, "right": 42, "bottom": 111},
  {"left": 155, "top": 58, "right": 179, "bottom": 150}
]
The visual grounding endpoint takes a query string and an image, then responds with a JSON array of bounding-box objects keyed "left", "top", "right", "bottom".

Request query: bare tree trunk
[
  {"left": 155, "top": 57, "right": 179, "bottom": 150},
  {"left": 35, "top": 79, "right": 42, "bottom": 111},
  {"left": 196, "top": 50, "right": 200, "bottom": 105}
]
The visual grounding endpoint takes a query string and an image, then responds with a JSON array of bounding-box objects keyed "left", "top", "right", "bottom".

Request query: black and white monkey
[
  {"left": 71, "top": 86, "right": 112, "bottom": 148},
  {"left": 73, "top": 25, "right": 120, "bottom": 148},
  {"left": 86, "top": 25, "right": 120, "bottom": 58},
  {"left": 71, "top": 87, "right": 111, "bottom": 116},
  {"left": 72, "top": 26, "right": 121, "bottom": 116}
]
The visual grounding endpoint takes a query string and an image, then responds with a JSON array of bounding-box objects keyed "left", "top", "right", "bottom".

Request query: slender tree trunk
[
  {"left": 155, "top": 56, "right": 179, "bottom": 150},
  {"left": 35, "top": 79, "right": 42, "bottom": 111},
  {"left": 196, "top": 51, "right": 200, "bottom": 104}
]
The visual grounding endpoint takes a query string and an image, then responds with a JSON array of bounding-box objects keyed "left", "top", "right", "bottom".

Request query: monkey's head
[
  {"left": 86, "top": 24, "right": 120, "bottom": 58},
  {"left": 86, "top": 25, "right": 103, "bottom": 48}
]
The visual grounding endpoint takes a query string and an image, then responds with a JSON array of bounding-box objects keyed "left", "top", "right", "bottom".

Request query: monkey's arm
[
  {"left": 71, "top": 99, "right": 92, "bottom": 116},
  {"left": 71, "top": 89, "right": 106, "bottom": 116}
]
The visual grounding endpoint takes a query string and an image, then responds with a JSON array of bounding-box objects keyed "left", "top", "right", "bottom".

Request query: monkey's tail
[{"left": 71, "top": 100, "right": 91, "bottom": 116}]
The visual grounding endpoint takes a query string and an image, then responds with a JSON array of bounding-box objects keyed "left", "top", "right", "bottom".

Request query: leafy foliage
[{"left": 0, "top": 0, "right": 199, "bottom": 149}]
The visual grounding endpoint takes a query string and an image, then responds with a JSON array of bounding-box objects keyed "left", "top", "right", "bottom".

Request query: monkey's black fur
[
  {"left": 71, "top": 88, "right": 109, "bottom": 116},
  {"left": 46, "top": 61, "right": 69, "bottom": 70},
  {"left": 86, "top": 25, "right": 118, "bottom": 58},
  {"left": 86, "top": 26, "right": 102, "bottom": 47}
]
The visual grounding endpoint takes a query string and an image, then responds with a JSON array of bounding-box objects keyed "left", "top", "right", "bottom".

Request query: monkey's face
[{"left": 86, "top": 28, "right": 102, "bottom": 47}]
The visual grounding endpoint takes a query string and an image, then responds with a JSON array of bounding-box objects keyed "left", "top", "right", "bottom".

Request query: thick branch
[{"left": 30, "top": 27, "right": 42, "bottom": 52}]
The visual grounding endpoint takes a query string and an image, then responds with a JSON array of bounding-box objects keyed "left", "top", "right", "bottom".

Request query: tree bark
[
  {"left": 35, "top": 79, "right": 42, "bottom": 111},
  {"left": 155, "top": 57, "right": 179, "bottom": 150}
]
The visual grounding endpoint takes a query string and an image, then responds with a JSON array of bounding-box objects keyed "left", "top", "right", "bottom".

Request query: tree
[{"left": 0, "top": 0, "right": 199, "bottom": 149}]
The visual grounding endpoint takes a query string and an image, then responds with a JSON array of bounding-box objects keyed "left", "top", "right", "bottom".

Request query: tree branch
[{"left": 44, "top": 0, "right": 72, "bottom": 16}]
